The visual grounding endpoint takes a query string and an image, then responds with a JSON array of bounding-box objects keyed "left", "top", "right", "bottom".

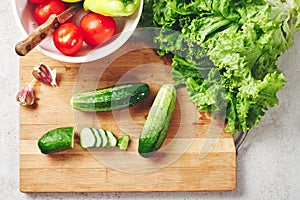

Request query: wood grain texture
[{"left": 19, "top": 44, "right": 236, "bottom": 193}]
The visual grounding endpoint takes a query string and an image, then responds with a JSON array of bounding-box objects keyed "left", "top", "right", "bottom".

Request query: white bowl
[{"left": 13, "top": 0, "right": 143, "bottom": 63}]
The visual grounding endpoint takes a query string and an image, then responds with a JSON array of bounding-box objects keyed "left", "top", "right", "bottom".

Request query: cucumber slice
[
  {"left": 117, "top": 134, "right": 130, "bottom": 151},
  {"left": 91, "top": 128, "right": 102, "bottom": 147},
  {"left": 98, "top": 128, "right": 108, "bottom": 147},
  {"left": 106, "top": 130, "right": 117, "bottom": 148},
  {"left": 95, "top": 128, "right": 103, "bottom": 147},
  {"left": 80, "top": 127, "right": 97, "bottom": 148},
  {"left": 80, "top": 127, "right": 118, "bottom": 149},
  {"left": 38, "top": 127, "right": 74, "bottom": 154}
]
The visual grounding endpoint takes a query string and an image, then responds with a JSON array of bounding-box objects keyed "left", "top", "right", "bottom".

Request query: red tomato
[
  {"left": 33, "top": 0, "right": 67, "bottom": 25},
  {"left": 29, "top": 0, "right": 46, "bottom": 4},
  {"left": 80, "top": 13, "right": 116, "bottom": 47},
  {"left": 53, "top": 23, "right": 84, "bottom": 56}
]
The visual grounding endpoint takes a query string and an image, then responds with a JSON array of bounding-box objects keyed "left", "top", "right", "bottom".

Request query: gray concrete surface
[{"left": 1, "top": 1, "right": 299, "bottom": 199}]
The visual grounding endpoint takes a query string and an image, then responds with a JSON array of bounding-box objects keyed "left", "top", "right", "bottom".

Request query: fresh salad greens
[{"left": 141, "top": 0, "right": 300, "bottom": 133}]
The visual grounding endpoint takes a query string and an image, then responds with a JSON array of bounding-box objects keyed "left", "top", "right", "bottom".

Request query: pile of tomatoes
[{"left": 29, "top": 0, "right": 116, "bottom": 56}]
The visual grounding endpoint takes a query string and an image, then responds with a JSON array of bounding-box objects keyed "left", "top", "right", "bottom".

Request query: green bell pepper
[{"left": 83, "top": 0, "right": 140, "bottom": 17}]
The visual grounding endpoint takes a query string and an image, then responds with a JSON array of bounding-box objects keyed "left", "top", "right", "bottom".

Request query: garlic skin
[
  {"left": 16, "top": 80, "right": 35, "bottom": 106},
  {"left": 32, "top": 62, "right": 57, "bottom": 87}
]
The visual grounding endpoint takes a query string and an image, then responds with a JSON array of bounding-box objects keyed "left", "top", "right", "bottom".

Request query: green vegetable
[
  {"left": 70, "top": 82, "right": 150, "bottom": 112},
  {"left": 38, "top": 127, "right": 74, "bottom": 154},
  {"left": 141, "top": 0, "right": 300, "bottom": 133},
  {"left": 98, "top": 128, "right": 108, "bottom": 147},
  {"left": 79, "top": 127, "right": 117, "bottom": 148},
  {"left": 139, "top": 0, "right": 154, "bottom": 27},
  {"left": 91, "top": 128, "right": 102, "bottom": 147},
  {"left": 80, "top": 128, "right": 97, "bottom": 148},
  {"left": 117, "top": 134, "right": 130, "bottom": 151},
  {"left": 106, "top": 130, "right": 118, "bottom": 147},
  {"left": 61, "top": 0, "right": 83, "bottom": 3},
  {"left": 138, "top": 84, "right": 176, "bottom": 157},
  {"left": 83, "top": 0, "right": 140, "bottom": 17}
]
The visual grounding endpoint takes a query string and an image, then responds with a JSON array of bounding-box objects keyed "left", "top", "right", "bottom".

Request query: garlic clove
[
  {"left": 16, "top": 80, "right": 35, "bottom": 106},
  {"left": 32, "top": 62, "right": 57, "bottom": 87}
]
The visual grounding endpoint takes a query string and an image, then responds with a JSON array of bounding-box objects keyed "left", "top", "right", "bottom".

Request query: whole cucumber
[
  {"left": 38, "top": 127, "right": 74, "bottom": 154},
  {"left": 70, "top": 82, "right": 150, "bottom": 112},
  {"left": 138, "top": 84, "right": 176, "bottom": 158}
]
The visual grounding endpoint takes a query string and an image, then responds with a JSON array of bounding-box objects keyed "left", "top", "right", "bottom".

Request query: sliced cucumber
[
  {"left": 80, "top": 127, "right": 97, "bottom": 148},
  {"left": 79, "top": 127, "right": 118, "bottom": 149},
  {"left": 106, "top": 130, "right": 117, "bottom": 148},
  {"left": 95, "top": 128, "right": 103, "bottom": 147},
  {"left": 91, "top": 128, "right": 102, "bottom": 147},
  {"left": 117, "top": 134, "right": 130, "bottom": 151},
  {"left": 98, "top": 128, "right": 108, "bottom": 147}
]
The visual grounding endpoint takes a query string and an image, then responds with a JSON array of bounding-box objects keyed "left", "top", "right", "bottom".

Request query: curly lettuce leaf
[{"left": 142, "top": 0, "right": 299, "bottom": 133}]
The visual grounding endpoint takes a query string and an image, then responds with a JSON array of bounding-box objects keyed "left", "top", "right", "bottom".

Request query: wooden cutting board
[{"left": 19, "top": 43, "right": 236, "bottom": 193}]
